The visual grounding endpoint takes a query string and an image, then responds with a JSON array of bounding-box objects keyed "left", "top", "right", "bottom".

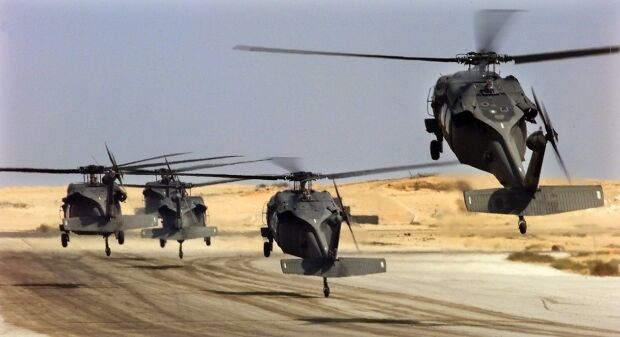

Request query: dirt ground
[
  {"left": 0, "top": 175, "right": 618, "bottom": 336},
  {"left": 1, "top": 174, "right": 618, "bottom": 256}
]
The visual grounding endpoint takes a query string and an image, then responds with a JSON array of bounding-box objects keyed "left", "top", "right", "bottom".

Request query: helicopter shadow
[
  {"left": 109, "top": 256, "right": 149, "bottom": 261},
  {"left": 9, "top": 283, "right": 84, "bottom": 289},
  {"left": 299, "top": 316, "right": 444, "bottom": 327},
  {"left": 125, "top": 264, "right": 184, "bottom": 270},
  {"left": 210, "top": 290, "right": 316, "bottom": 299}
]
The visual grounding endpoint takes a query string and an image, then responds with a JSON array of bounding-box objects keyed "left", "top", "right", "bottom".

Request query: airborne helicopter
[
  {"left": 125, "top": 158, "right": 264, "bottom": 259},
  {"left": 176, "top": 159, "right": 457, "bottom": 297},
  {"left": 232, "top": 10, "right": 616, "bottom": 234},
  {"left": 0, "top": 147, "right": 192, "bottom": 256}
]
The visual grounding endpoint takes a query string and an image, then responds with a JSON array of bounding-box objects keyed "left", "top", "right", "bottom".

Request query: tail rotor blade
[
  {"left": 531, "top": 88, "right": 571, "bottom": 184},
  {"left": 332, "top": 179, "right": 359, "bottom": 252},
  {"left": 105, "top": 143, "right": 123, "bottom": 185},
  {"left": 550, "top": 141, "right": 571, "bottom": 184}
]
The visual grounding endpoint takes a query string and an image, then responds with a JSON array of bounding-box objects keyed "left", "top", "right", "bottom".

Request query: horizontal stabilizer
[
  {"left": 141, "top": 226, "right": 218, "bottom": 241},
  {"left": 464, "top": 185, "right": 604, "bottom": 216},
  {"left": 280, "top": 257, "right": 386, "bottom": 278},
  {"left": 62, "top": 215, "right": 157, "bottom": 233}
]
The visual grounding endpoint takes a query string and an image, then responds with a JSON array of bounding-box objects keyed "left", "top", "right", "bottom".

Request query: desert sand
[
  {"left": 2, "top": 174, "right": 618, "bottom": 254},
  {"left": 0, "top": 175, "right": 618, "bottom": 336}
]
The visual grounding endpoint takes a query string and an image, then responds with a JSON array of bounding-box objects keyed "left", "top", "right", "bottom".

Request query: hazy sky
[{"left": 1, "top": 0, "right": 619, "bottom": 186}]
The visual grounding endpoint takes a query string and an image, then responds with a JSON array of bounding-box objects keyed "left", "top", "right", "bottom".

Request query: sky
[{"left": 0, "top": 0, "right": 619, "bottom": 186}]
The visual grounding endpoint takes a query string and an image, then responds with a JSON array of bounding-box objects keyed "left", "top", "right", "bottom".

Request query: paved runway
[{"left": 0, "top": 248, "right": 618, "bottom": 337}]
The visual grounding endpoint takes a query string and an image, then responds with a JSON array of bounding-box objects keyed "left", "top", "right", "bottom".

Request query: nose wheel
[
  {"left": 323, "top": 277, "right": 330, "bottom": 298},
  {"left": 518, "top": 216, "right": 527, "bottom": 234}
]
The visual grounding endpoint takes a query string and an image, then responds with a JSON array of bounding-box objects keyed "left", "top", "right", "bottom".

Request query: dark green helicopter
[
  {"left": 0, "top": 146, "right": 194, "bottom": 256},
  {"left": 125, "top": 158, "right": 265, "bottom": 259},
  {"left": 176, "top": 158, "right": 457, "bottom": 297},
  {"left": 232, "top": 10, "right": 616, "bottom": 234}
]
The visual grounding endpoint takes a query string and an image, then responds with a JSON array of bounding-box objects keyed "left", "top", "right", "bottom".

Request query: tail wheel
[{"left": 518, "top": 220, "right": 527, "bottom": 234}]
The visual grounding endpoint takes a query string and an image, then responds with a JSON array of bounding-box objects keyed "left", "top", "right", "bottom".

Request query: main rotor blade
[
  {"left": 166, "top": 172, "right": 287, "bottom": 181},
  {"left": 323, "top": 160, "right": 459, "bottom": 180},
  {"left": 124, "top": 178, "right": 246, "bottom": 189},
  {"left": 475, "top": 9, "right": 523, "bottom": 53},
  {"left": 120, "top": 155, "right": 241, "bottom": 171},
  {"left": 332, "top": 179, "right": 359, "bottom": 252},
  {"left": 0, "top": 167, "right": 81, "bottom": 174},
  {"left": 235, "top": 45, "right": 458, "bottom": 63},
  {"left": 508, "top": 45, "right": 619, "bottom": 64},
  {"left": 174, "top": 158, "right": 270, "bottom": 173},
  {"left": 269, "top": 157, "right": 303, "bottom": 173},
  {"left": 191, "top": 178, "right": 248, "bottom": 187},
  {"left": 117, "top": 152, "right": 192, "bottom": 167}
]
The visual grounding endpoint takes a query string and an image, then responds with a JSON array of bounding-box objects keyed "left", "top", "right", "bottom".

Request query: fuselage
[
  {"left": 61, "top": 182, "right": 126, "bottom": 235},
  {"left": 142, "top": 181, "right": 208, "bottom": 230},
  {"left": 62, "top": 182, "right": 125, "bottom": 218},
  {"left": 266, "top": 189, "right": 344, "bottom": 259},
  {"left": 431, "top": 68, "right": 537, "bottom": 188}
]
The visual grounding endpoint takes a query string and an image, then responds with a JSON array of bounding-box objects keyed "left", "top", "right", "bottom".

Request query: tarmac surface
[{"left": 0, "top": 242, "right": 618, "bottom": 337}]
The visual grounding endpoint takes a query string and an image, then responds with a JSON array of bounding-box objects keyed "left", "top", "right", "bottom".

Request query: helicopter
[
  {"left": 175, "top": 159, "right": 457, "bottom": 297},
  {"left": 231, "top": 10, "right": 616, "bottom": 234},
  {"left": 0, "top": 146, "right": 196, "bottom": 256},
  {"left": 124, "top": 158, "right": 265, "bottom": 259}
]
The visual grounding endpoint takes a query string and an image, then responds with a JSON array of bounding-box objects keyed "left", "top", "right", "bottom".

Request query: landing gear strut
[
  {"left": 60, "top": 232, "right": 69, "bottom": 248},
  {"left": 104, "top": 235, "right": 111, "bottom": 257},
  {"left": 518, "top": 216, "right": 527, "bottom": 235},
  {"left": 178, "top": 240, "right": 184, "bottom": 259},
  {"left": 323, "top": 277, "right": 330, "bottom": 298}
]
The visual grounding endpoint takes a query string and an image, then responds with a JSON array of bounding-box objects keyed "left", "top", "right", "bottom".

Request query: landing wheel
[
  {"left": 160, "top": 239, "right": 166, "bottom": 248},
  {"left": 263, "top": 241, "right": 272, "bottom": 257},
  {"left": 323, "top": 278, "right": 330, "bottom": 298},
  {"left": 117, "top": 231, "right": 125, "bottom": 245},
  {"left": 518, "top": 217, "right": 527, "bottom": 235},
  {"left": 205, "top": 237, "right": 211, "bottom": 246},
  {"left": 61, "top": 233, "right": 69, "bottom": 248},
  {"left": 430, "top": 140, "right": 441, "bottom": 160}
]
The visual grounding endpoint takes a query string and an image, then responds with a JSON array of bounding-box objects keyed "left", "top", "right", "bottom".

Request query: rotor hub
[{"left": 456, "top": 52, "right": 509, "bottom": 65}]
